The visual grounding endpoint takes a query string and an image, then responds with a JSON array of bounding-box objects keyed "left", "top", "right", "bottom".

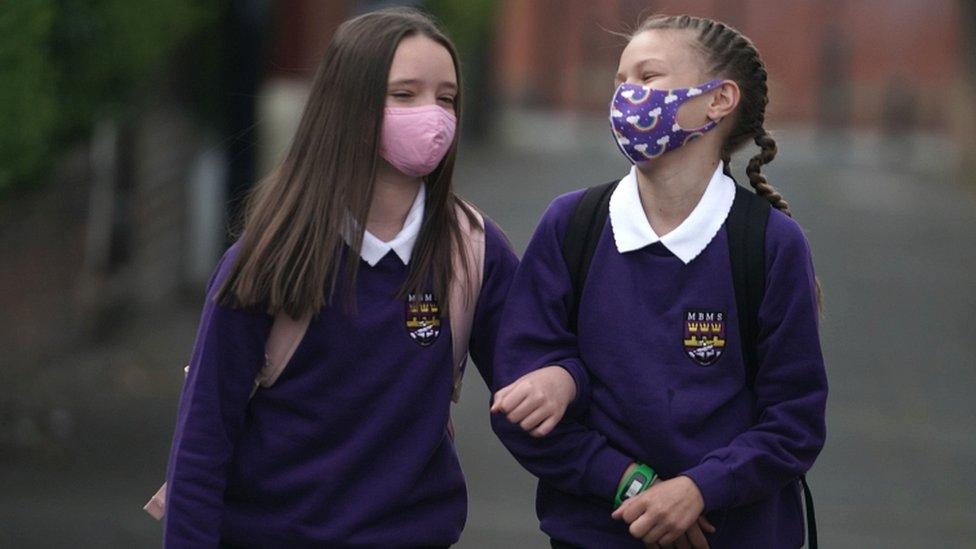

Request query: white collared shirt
[
  {"left": 348, "top": 184, "right": 426, "bottom": 267},
  {"left": 608, "top": 161, "right": 735, "bottom": 264}
]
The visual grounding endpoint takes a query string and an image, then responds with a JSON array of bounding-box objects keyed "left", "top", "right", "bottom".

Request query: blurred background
[{"left": 1, "top": 0, "right": 974, "bottom": 547}]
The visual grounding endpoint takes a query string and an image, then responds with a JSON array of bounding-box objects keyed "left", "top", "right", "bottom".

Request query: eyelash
[{"left": 390, "top": 92, "right": 455, "bottom": 104}]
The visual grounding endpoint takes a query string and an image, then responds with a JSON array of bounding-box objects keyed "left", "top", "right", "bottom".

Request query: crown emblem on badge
[
  {"left": 683, "top": 310, "right": 726, "bottom": 366},
  {"left": 406, "top": 292, "right": 441, "bottom": 346}
]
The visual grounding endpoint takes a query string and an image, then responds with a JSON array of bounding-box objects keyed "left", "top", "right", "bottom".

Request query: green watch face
[
  {"left": 614, "top": 464, "right": 657, "bottom": 509},
  {"left": 623, "top": 473, "right": 648, "bottom": 500}
]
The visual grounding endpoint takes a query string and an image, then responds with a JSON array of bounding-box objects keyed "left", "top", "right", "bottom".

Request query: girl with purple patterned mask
[
  {"left": 491, "top": 14, "right": 826, "bottom": 549},
  {"left": 610, "top": 24, "right": 739, "bottom": 179}
]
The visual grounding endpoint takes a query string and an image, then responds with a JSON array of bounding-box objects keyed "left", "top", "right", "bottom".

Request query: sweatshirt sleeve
[
  {"left": 682, "top": 211, "right": 828, "bottom": 512},
  {"left": 467, "top": 217, "right": 519, "bottom": 390},
  {"left": 162, "top": 242, "right": 273, "bottom": 547},
  {"left": 489, "top": 192, "right": 632, "bottom": 504}
]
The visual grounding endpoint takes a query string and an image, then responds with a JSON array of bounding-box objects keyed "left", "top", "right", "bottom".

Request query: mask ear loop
[{"left": 671, "top": 79, "right": 727, "bottom": 133}]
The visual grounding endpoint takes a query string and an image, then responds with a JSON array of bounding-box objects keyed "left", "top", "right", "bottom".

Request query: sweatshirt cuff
[
  {"left": 682, "top": 457, "right": 735, "bottom": 512},
  {"left": 582, "top": 444, "right": 633, "bottom": 503},
  {"left": 552, "top": 358, "right": 590, "bottom": 417}
]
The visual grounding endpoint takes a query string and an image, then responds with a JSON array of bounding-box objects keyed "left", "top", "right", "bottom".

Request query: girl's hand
[
  {"left": 490, "top": 366, "right": 576, "bottom": 437},
  {"left": 611, "top": 476, "right": 708, "bottom": 547},
  {"left": 648, "top": 517, "right": 715, "bottom": 549}
]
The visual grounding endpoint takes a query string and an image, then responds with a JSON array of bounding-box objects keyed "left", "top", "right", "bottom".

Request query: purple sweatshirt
[
  {"left": 491, "top": 188, "right": 827, "bottom": 548},
  {"left": 163, "top": 218, "right": 517, "bottom": 548}
]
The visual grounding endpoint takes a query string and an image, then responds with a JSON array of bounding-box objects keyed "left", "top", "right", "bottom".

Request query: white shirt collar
[
  {"left": 348, "top": 184, "right": 426, "bottom": 267},
  {"left": 608, "top": 160, "right": 735, "bottom": 264}
]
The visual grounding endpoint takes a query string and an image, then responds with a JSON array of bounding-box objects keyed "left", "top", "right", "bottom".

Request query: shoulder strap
[
  {"left": 562, "top": 181, "right": 619, "bottom": 332},
  {"left": 149, "top": 307, "right": 311, "bottom": 521},
  {"left": 448, "top": 201, "right": 486, "bottom": 403},
  {"left": 800, "top": 474, "right": 818, "bottom": 548},
  {"left": 254, "top": 311, "right": 313, "bottom": 393},
  {"left": 725, "top": 186, "right": 817, "bottom": 548},
  {"left": 725, "top": 184, "right": 770, "bottom": 387}
]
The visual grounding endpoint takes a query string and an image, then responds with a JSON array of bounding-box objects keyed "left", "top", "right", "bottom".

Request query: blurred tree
[
  {"left": 0, "top": 1, "right": 58, "bottom": 198},
  {"left": 0, "top": 0, "right": 218, "bottom": 199},
  {"left": 425, "top": 0, "right": 498, "bottom": 141}
]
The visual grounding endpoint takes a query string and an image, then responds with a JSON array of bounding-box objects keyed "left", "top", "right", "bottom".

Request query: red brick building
[
  {"left": 492, "top": 0, "right": 963, "bottom": 129},
  {"left": 270, "top": 0, "right": 965, "bottom": 130}
]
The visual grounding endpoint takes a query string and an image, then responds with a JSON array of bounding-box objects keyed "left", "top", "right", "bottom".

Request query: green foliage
[
  {"left": 0, "top": 0, "right": 219, "bottom": 198},
  {"left": 425, "top": 0, "right": 497, "bottom": 69},
  {"left": 0, "top": 0, "right": 58, "bottom": 197}
]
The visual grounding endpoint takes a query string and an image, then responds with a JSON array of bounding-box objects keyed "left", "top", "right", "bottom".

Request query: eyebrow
[
  {"left": 388, "top": 78, "right": 458, "bottom": 91},
  {"left": 615, "top": 57, "right": 669, "bottom": 81}
]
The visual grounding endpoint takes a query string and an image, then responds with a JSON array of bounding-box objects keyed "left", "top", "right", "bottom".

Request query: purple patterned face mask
[{"left": 609, "top": 79, "right": 724, "bottom": 164}]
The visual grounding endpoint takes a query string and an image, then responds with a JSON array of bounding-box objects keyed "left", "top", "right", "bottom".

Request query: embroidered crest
[
  {"left": 406, "top": 292, "right": 441, "bottom": 346},
  {"left": 683, "top": 310, "right": 726, "bottom": 366}
]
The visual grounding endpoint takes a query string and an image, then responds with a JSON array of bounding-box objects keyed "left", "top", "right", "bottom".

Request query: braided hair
[
  {"left": 631, "top": 15, "right": 823, "bottom": 308},
  {"left": 634, "top": 15, "right": 790, "bottom": 215}
]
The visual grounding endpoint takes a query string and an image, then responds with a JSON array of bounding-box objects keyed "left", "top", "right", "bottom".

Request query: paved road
[
  {"left": 452, "top": 127, "right": 976, "bottom": 548},
  {"left": 1, "top": 127, "right": 973, "bottom": 548}
]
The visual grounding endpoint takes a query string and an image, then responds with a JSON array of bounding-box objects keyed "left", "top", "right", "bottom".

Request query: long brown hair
[
  {"left": 631, "top": 14, "right": 823, "bottom": 307},
  {"left": 217, "top": 8, "right": 478, "bottom": 318}
]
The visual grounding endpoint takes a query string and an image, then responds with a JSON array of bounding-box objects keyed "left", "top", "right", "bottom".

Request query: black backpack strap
[
  {"left": 725, "top": 184, "right": 770, "bottom": 387},
  {"left": 562, "top": 179, "right": 817, "bottom": 547},
  {"left": 800, "top": 474, "right": 817, "bottom": 548},
  {"left": 561, "top": 181, "right": 619, "bottom": 333},
  {"left": 726, "top": 186, "right": 817, "bottom": 548}
]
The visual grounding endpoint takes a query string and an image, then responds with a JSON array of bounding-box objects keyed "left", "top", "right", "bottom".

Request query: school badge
[
  {"left": 683, "top": 310, "right": 726, "bottom": 366},
  {"left": 405, "top": 292, "right": 441, "bottom": 346}
]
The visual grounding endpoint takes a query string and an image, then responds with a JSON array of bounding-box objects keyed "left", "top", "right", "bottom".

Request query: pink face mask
[{"left": 379, "top": 105, "right": 457, "bottom": 178}]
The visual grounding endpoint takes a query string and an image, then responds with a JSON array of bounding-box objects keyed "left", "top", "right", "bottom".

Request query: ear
[{"left": 707, "top": 80, "right": 740, "bottom": 121}]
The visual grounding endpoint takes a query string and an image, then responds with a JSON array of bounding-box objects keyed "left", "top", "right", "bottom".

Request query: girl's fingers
[
  {"left": 492, "top": 384, "right": 522, "bottom": 413},
  {"left": 686, "top": 522, "right": 710, "bottom": 549},
  {"left": 518, "top": 408, "right": 549, "bottom": 432},
  {"left": 505, "top": 395, "right": 538, "bottom": 423},
  {"left": 498, "top": 387, "right": 530, "bottom": 417},
  {"left": 613, "top": 495, "right": 641, "bottom": 521},
  {"left": 697, "top": 516, "right": 716, "bottom": 534},
  {"left": 674, "top": 533, "right": 692, "bottom": 549},
  {"left": 643, "top": 520, "right": 669, "bottom": 546},
  {"left": 611, "top": 498, "right": 631, "bottom": 520},
  {"left": 620, "top": 499, "right": 647, "bottom": 524},
  {"left": 628, "top": 512, "right": 654, "bottom": 539},
  {"left": 490, "top": 386, "right": 511, "bottom": 412},
  {"left": 531, "top": 416, "right": 559, "bottom": 437}
]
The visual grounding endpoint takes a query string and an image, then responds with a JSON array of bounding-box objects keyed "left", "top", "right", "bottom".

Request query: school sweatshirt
[
  {"left": 490, "top": 174, "right": 828, "bottom": 548},
  {"left": 162, "top": 217, "right": 518, "bottom": 548}
]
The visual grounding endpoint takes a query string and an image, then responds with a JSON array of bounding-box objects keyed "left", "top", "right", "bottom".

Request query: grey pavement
[
  {"left": 452, "top": 126, "right": 976, "bottom": 548},
  {"left": 1, "top": 125, "right": 974, "bottom": 548}
]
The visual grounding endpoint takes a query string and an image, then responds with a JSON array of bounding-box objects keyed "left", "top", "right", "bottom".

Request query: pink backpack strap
[
  {"left": 448, "top": 201, "right": 485, "bottom": 403},
  {"left": 144, "top": 310, "right": 311, "bottom": 520},
  {"left": 149, "top": 205, "right": 477, "bottom": 518},
  {"left": 254, "top": 311, "right": 312, "bottom": 392},
  {"left": 144, "top": 483, "right": 167, "bottom": 520}
]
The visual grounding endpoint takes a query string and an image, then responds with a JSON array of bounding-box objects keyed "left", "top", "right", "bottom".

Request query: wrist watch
[{"left": 614, "top": 463, "right": 657, "bottom": 508}]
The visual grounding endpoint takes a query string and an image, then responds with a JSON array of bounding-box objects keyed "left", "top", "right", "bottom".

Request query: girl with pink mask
[{"left": 153, "top": 8, "right": 578, "bottom": 547}]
